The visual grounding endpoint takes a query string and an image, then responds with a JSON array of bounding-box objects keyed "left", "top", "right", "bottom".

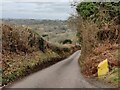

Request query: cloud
[
  {"left": 2, "top": 0, "right": 73, "bottom": 3},
  {"left": 2, "top": 2, "right": 74, "bottom": 20}
]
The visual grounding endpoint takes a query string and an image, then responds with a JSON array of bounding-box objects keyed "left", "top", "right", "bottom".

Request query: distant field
[{"left": 2, "top": 19, "right": 78, "bottom": 45}]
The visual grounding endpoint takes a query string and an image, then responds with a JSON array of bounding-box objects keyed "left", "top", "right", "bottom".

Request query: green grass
[{"left": 104, "top": 68, "right": 120, "bottom": 87}]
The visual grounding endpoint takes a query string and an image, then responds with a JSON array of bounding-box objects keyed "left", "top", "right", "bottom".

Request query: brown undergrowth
[
  {"left": 82, "top": 44, "right": 120, "bottom": 77},
  {"left": 72, "top": 15, "right": 120, "bottom": 86}
]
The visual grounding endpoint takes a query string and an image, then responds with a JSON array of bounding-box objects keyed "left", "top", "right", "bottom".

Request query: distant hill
[{"left": 2, "top": 19, "right": 78, "bottom": 45}]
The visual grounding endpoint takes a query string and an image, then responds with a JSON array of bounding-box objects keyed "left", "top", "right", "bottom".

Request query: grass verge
[
  {"left": 99, "top": 67, "right": 120, "bottom": 87},
  {"left": 2, "top": 49, "right": 75, "bottom": 86}
]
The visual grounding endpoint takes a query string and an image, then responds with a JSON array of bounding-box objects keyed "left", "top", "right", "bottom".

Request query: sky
[
  {"left": 0, "top": 0, "right": 79, "bottom": 20},
  {"left": 1, "top": 0, "right": 75, "bottom": 2}
]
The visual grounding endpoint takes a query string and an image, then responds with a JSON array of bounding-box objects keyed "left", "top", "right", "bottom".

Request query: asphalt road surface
[{"left": 6, "top": 50, "right": 113, "bottom": 88}]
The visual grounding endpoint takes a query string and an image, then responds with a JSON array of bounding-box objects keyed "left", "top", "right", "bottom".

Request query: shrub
[
  {"left": 42, "top": 34, "right": 48, "bottom": 37},
  {"left": 63, "top": 39, "right": 72, "bottom": 44},
  {"left": 73, "top": 2, "right": 120, "bottom": 63},
  {"left": 76, "top": 32, "right": 82, "bottom": 44},
  {"left": 76, "top": 2, "right": 120, "bottom": 22},
  {"left": 2, "top": 24, "right": 46, "bottom": 53},
  {"left": 38, "top": 37, "right": 45, "bottom": 52},
  {"left": 76, "top": 2, "right": 99, "bottom": 19}
]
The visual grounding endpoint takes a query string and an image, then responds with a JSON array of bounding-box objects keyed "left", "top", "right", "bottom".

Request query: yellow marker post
[{"left": 98, "top": 59, "right": 109, "bottom": 77}]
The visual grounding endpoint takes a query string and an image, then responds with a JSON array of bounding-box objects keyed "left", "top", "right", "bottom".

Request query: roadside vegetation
[
  {"left": 1, "top": 23, "right": 80, "bottom": 85},
  {"left": 0, "top": 23, "right": 2, "bottom": 86},
  {"left": 69, "top": 1, "right": 120, "bottom": 87}
]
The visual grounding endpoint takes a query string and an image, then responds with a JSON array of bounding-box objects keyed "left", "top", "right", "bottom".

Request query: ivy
[{"left": 76, "top": 2, "right": 120, "bottom": 22}]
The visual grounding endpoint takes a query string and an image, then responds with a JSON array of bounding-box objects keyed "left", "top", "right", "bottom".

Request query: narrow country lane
[{"left": 4, "top": 50, "right": 113, "bottom": 88}]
